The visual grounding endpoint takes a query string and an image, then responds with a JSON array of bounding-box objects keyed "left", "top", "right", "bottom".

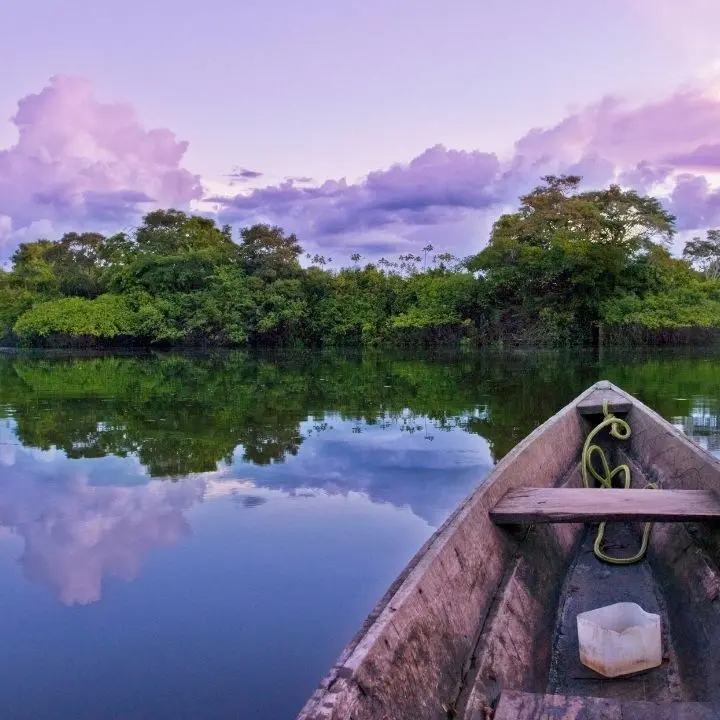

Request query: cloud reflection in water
[
  {"left": 0, "top": 435, "right": 204, "bottom": 605},
  {"left": 0, "top": 411, "right": 491, "bottom": 607}
]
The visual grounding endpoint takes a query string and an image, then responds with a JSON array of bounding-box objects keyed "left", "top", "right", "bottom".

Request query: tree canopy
[
  {"left": 1, "top": 181, "right": 718, "bottom": 348},
  {"left": 683, "top": 229, "right": 720, "bottom": 280}
]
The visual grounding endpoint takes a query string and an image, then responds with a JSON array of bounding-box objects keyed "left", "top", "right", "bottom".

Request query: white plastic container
[{"left": 577, "top": 602, "right": 662, "bottom": 678}]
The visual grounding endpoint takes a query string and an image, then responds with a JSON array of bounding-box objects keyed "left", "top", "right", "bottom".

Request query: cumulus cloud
[
  {"left": 667, "top": 174, "right": 720, "bottom": 229},
  {"left": 664, "top": 144, "right": 720, "bottom": 171},
  {"left": 1, "top": 218, "right": 57, "bottom": 260},
  {"left": 211, "top": 86, "right": 720, "bottom": 256},
  {"left": 0, "top": 75, "right": 202, "bottom": 243},
  {"left": 209, "top": 145, "right": 503, "bottom": 255},
  {"left": 3, "top": 76, "right": 720, "bottom": 260},
  {"left": 617, "top": 161, "right": 674, "bottom": 195}
]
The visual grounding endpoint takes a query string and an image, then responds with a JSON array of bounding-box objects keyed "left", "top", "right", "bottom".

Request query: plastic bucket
[{"left": 577, "top": 602, "right": 662, "bottom": 678}]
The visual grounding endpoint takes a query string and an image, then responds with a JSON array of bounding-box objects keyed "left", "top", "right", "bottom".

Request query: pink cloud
[
  {"left": 664, "top": 144, "right": 720, "bottom": 171},
  {"left": 3, "top": 75, "right": 720, "bottom": 260},
  {"left": 212, "top": 85, "right": 720, "bottom": 253},
  {"left": 617, "top": 161, "right": 674, "bottom": 195},
  {"left": 210, "top": 145, "right": 504, "bottom": 238},
  {"left": 667, "top": 174, "right": 720, "bottom": 230},
  {"left": 514, "top": 89, "right": 720, "bottom": 168},
  {"left": 0, "top": 75, "right": 202, "bottom": 235}
]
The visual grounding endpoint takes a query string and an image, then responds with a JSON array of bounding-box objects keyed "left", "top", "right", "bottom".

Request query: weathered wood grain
[
  {"left": 547, "top": 524, "right": 682, "bottom": 703},
  {"left": 459, "top": 513, "right": 582, "bottom": 717},
  {"left": 494, "top": 691, "right": 719, "bottom": 720},
  {"left": 490, "top": 488, "right": 720, "bottom": 524}
]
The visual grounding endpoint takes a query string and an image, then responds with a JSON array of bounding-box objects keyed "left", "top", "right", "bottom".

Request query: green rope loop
[{"left": 581, "top": 398, "right": 656, "bottom": 565}]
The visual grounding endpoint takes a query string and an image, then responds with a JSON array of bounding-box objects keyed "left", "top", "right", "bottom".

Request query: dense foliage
[{"left": 2, "top": 177, "right": 720, "bottom": 347}]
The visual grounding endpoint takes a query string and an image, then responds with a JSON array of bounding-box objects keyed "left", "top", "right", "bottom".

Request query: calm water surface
[{"left": 1, "top": 349, "right": 719, "bottom": 719}]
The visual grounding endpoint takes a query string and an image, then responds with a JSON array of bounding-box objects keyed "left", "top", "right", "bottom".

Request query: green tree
[
  {"left": 10, "top": 240, "right": 60, "bottom": 295},
  {"left": 683, "top": 229, "right": 720, "bottom": 279},
  {"left": 133, "top": 209, "right": 235, "bottom": 256},
  {"left": 466, "top": 175, "right": 677, "bottom": 343},
  {"left": 108, "top": 211, "right": 240, "bottom": 302},
  {"left": 13, "top": 295, "right": 139, "bottom": 345},
  {"left": 389, "top": 272, "right": 477, "bottom": 344},
  {"left": 600, "top": 279, "right": 720, "bottom": 330},
  {"left": 237, "top": 224, "right": 302, "bottom": 280},
  {"left": 0, "top": 272, "right": 36, "bottom": 342},
  {"left": 3, "top": 177, "right": 718, "bottom": 350}
]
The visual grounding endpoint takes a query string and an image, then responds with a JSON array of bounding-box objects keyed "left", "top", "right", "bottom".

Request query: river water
[{"left": 0, "top": 348, "right": 718, "bottom": 719}]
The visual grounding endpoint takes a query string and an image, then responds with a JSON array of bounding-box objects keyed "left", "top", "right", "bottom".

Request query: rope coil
[{"left": 581, "top": 399, "right": 656, "bottom": 565}]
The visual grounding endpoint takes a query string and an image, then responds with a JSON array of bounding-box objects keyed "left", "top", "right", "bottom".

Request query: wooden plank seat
[
  {"left": 493, "top": 690, "right": 720, "bottom": 719},
  {"left": 490, "top": 488, "right": 720, "bottom": 524}
]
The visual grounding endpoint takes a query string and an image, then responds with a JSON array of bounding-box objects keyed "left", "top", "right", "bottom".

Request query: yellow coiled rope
[{"left": 581, "top": 399, "right": 656, "bottom": 564}]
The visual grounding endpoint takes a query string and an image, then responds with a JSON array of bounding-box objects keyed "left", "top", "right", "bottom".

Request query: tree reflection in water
[{"left": 1, "top": 348, "right": 719, "bottom": 605}]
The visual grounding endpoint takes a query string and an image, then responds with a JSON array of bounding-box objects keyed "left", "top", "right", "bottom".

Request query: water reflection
[
  {"left": 0, "top": 424, "right": 204, "bottom": 605},
  {"left": 671, "top": 398, "right": 720, "bottom": 456},
  {"left": 0, "top": 408, "right": 492, "bottom": 606},
  {"left": 245, "top": 414, "right": 492, "bottom": 525},
  {"left": 1, "top": 350, "right": 720, "bottom": 718},
  {"left": 0, "top": 352, "right": 596, "bottom": 476}
]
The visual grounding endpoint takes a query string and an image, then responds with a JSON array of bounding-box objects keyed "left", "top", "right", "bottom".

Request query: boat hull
[{"left": 296, "top": 381, "right": 720, "bottom": 720}]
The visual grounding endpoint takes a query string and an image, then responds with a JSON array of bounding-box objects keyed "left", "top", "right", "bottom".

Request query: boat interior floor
[
  {"left": 548, "top": 523, "right": 681, "bottom": 703},
  {"left": 491, "top": 522, "right": 719, "bottom": 719},
  {"left": 494, "top": 690, "right": 720, "bottom": 719}
]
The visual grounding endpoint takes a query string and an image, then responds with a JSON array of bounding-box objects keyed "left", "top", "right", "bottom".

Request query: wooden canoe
[{"left": 296, "top": 381, "right": 720, "bottom": 720}]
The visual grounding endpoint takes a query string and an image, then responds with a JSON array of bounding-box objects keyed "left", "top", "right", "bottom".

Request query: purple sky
[{"left": 2, "top": 0, "right": 720, "bottom": 263}]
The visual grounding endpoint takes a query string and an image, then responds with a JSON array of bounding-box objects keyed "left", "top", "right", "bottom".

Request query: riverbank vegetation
[{"left": 2, "top": 175, "right": 720, "bottom": 348}]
